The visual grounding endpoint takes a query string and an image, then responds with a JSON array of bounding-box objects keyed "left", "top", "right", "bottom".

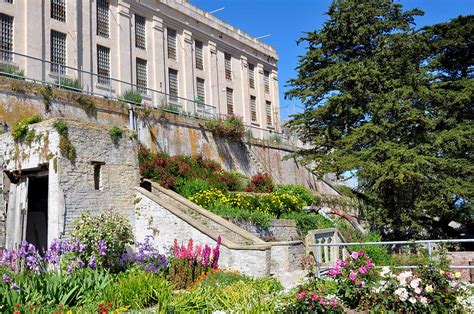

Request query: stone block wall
[{"left": 228, "top": 218, "right": 300, "bottom": 241}]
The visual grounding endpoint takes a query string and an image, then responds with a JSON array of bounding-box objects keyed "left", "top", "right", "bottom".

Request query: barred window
[
  {"left": 167, "top": 28, "right": 177, "bottom": 60},
  {"left": 266, "top": 101, "right": 272, "bottom": 126},
  {"left": 135, "top": 14, "right": 146, "bottom": 50},
  {"left": 0, "top": 13, "right": 13, "bottom": 62},
  {"left": 51, "top": 0, "right": 66, "bottom": 22},
  {"left": 97, "top": 45, "right": 110, "bottom": 85},
  {"left": 250, "top": 96, "right": 257, "bottom": 123},
  {"left": 5, "top": 0, "right": 13, "bottom": 4},
  {"left": 196, "top": 78, "right": 205, "bottom": 104},
  {"left": 50, "top": 30, "right": 66, "bottom": 74},
  {"left": 97, "top": 0, "right": 109, "bottom": 38},
  {"left": 264, "top": 70, "right": 270, "bottom": 94},
  {"left": 195, "top": 40, "right": 203, "bottom": 70},
  {"left": 224, "top": 53, "right": 232, "bottom": 81},
  {"left": 136, "top": 58, "right": 147, "bottom": 94},
  {"left": 248, "top": 63, "right": 255, "bottom": 89},
  {"left": 226, "top": 88, "right": 234, "bottom": 115},
  {"left": 168, "top": 68, "right": 178, "bottom": 102}
]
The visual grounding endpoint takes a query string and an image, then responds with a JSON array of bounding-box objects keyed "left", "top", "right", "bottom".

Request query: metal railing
[
  {"left": 308, "top": 231, "right": 474, "bottom": 277},
  {"left": 0, "top": 49, "right": 311, "bottom": 146}
]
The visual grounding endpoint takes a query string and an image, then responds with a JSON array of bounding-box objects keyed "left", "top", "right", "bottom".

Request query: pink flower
[
  {"left": 341, "top": 261, "right": 348, "bottom": 267},
  {"left": 359, "top": 266, "right": 367, "bottom": 274},
  {"left": 330, "top": 298, "right": 338, "bottom": 308},
  {"left": 336, "top": 259, "right": 343, "bottom": 266},
  {"left": 328, "top": 267, "right": 341, "bottom": 277},
  {"left": 311, "top": 292, "right": 319, "bottom": 301},
  {"left": 359, "top": 280, "right": 366, "bottom": 287},
  {"left": 359, "top": 249, "right": 365, "bottom": 257},
  {"left": 349, "top": 270, "right": 358, "bottom": 281},
  {"left": 365, "top": 260, "right": 375, "bottom": 269},
  {"left": 351, "top": 251, "right": 359, "bottom": 259},
  {"left": 296, "top": 292, "right": 307, "bottom": 300}
]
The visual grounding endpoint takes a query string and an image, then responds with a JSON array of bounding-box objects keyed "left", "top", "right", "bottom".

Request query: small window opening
[{"left": 92, "top": 162, "right": 105, "bottom": 190}]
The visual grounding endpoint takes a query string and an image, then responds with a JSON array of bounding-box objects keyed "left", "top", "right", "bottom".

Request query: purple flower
[
  {"left": 359, "top": 249, "right": 365, "bottom": 257},
  {"left": 328, "top": 267, "right": 341, "bottom": 277},
  {"left": 10, "top": 281, "right": 19, "bottom": 291},
  {"left": 88, "top": 255, "right": 96, "bottom": 270},
  {"left": 349, "top": 270, "right": 358, "bottom": 281},
  {"left": 2, "top": 273, "right": 11, "bottom": 283},
  {"left": 98, "top": 240, "right": 107, "bottom": 256},
  {"left": 359, "top": 266, "right": 367, "bottom": 274}
]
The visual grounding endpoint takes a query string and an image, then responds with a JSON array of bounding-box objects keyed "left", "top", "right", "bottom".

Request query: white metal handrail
[{"left": 308, "top": 237, "right": 474, "bottom": 277}]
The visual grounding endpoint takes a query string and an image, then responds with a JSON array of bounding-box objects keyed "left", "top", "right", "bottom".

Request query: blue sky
[{"left": 190, "top": 0, "right": 473, "bottom": 120}]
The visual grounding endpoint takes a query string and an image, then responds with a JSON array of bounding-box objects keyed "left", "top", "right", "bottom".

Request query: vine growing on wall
[
  {"left": 11, "top": 115, "right": 42, "bottom": 143},
  {"left": 53, "top": 120, "right": 75, "bottom": 161}
]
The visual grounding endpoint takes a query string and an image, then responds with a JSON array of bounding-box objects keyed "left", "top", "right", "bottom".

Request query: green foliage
[
  {"left": 59, "top": 78, "right": 82, "bottom": 91},
  {"left": 36, "top": 85, "right": 56, "bottom": 111},
  {"left": 11, "top": 115, "right": 42, "bottom": 142},
  {"left": 53, "top": 120, "right": 68, "bottom": 138},
  {"left": 274, "top": 184, "right": 319, "bottom": 206},
  {"left": 208, "top": 202, "right": 274, "bottom": 229},
  {"left": 76, "top": 95, "right": 97, "bottom": 117},
  {"left": 0, "top": 269, "right": 111, "bottom": 312},
  {"left": 102, "top": 267, "right": 171, "bottom": 310},
  {"left": 53, "top": 121, "right": 75, "bottom": 161},
  {"left": 170, "top": 277, "right": 283, "bottom": 312},
  {"left": 268, "top": 134, "right": 283, "bottom": 144},
  {"left": 285, "top": 0, "right": 473, "bottom": 239},
  {"left": 0, "top": 63, "right": 24, "bottom": 78},
  {"left": 194, "top": 270, "right": 252, "bottom": 289},
  {"left": 71, "top": 210, "right": 134, "bottom": 270},
  {"left": 119, "top": 89, "right": 142, "bottom": 104},
  {"left": 281, "top": 212, "right": 335, "bottom": 236},
  {"left": 176, "top": 178, "right": 212, "bottom": 198},
  {"left": 204, "top": 115, "right": 246, "bottom": 141},
  {"left": 108, "top": 126, "right": 123, "bottom": 142}
]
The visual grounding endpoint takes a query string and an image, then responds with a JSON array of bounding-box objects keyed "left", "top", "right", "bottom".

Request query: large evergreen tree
[{"left": 286, "top": 0, "right": 473, "bottom": 239}]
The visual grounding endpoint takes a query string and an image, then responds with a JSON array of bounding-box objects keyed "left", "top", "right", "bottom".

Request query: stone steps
[{"left": 145, "top": 182, "right": 264, "bottom": 246}]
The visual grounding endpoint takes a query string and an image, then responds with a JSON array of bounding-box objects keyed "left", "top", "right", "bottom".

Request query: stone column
[
  {"left": 117, "top": 2, "right": 132, "bottom": 94},
  {"left": 208, "top": 41, "right": 220, "bottom": 115},
  {"left": 271, "top": 69, "right": 281, "bottom": 132},
  {"left": 182, "top": 29, "right": 194, "bottom": 113},
  {"left": 152, "top": 16, "right": 165, "bottom": 107},
  {"left": 240, "top": 56, "right": 250, "bottom": 124}
]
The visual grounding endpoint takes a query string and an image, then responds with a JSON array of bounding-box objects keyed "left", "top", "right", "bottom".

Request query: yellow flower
[
  {"left": 454, "top": 272, "right": 461, "bottom": 278},
  {"left": 439, "top": 270, "right": 445, "bottom": 275}
]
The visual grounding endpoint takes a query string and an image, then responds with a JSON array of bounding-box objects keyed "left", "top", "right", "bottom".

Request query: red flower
[
  {"left": 107, "top": 303, "right": 113, "bottom": 307},
  {"left": 13, "top": 311, "right": 20, "bottom": 314},
  {"left": 99, "top": 304, "right": 105, "bottom": 309},
  {"left": 29, "top": 305, "right": 34, "bottom": 310},
  {"left": 15, "top": 303, "right": 20, "bottom": 308}
]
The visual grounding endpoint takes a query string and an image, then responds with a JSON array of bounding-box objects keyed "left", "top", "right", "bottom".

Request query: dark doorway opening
[{"left": 26, "top": 175, "right": 48, "bottom": 253}]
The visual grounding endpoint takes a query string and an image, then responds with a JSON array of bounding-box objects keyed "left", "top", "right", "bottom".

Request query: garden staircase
[{"left": 139, "top": 180, "right": 266, "bottom": 246}]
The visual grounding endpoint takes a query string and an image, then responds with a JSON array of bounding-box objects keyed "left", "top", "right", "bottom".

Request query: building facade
[{"left": 0, "top": 0, "right": 281, "bottom": 133}]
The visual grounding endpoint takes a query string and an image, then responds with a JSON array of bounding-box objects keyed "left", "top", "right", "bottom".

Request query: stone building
[
  {"left": 0, "top": 0, "right": 281, "bottom": 134},
  {"left": 0, "top": 119, "right": 139, "bottom": 251}
]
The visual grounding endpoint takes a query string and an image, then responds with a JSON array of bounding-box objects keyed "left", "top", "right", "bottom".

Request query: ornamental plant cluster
[
  {"left": 204, "top": 115, "right": 246, "bottom": 141},
  {"left": 283, "top": 250, "right": 473, "bottom": 312},
  {"left": 0, "top": 210, "right": 287, "bottom": 312}
]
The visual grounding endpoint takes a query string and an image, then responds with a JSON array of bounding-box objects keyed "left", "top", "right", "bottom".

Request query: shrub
[
  {"left": 274, "top": 184, "right": 319, "bottom": 206},
  {"left": 209, "top": 202, "right": 274, "bottom": 229},
  {"left": 108, "top": 126, "right": 123, "bottom": 142},
  {"left": 204, "top": 115, "right": 245, "bottom": 141},
  {"left": 11, "top": 115, "right": 42, "bottom": 142},
  {"left": 194, "top": 270, "right": 252, "bottom": 289},
  {"left": 59, "top": 78, "right": 82, "bottom": 91},
  {"left": 176, "top": 178, "right": 212, "bottom": 198},
  {"left": 281, "top": 212, "right": 335, "bottom": 236},
  {"left": 0, "top": 63, "right": 24, "bottom": 78},
  {"left": 119, "top": 89, "right": 142, "bottom": 104},
  {"left": 36, "top": 85, "right": 55, "bottom": 111},
  {"left": 281, "top": 287, "right": 343, "bottom": 313},
  {"left": 71, "top": 210, "right": 134, "bottom": 270},
  {"left": 268, "top": 134, "right": 283, "bottom": 144},
  {"left": 246, "top": 172, "right": 274, "bottom": 193}
]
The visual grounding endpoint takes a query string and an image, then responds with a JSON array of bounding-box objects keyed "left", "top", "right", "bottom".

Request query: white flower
[
  {"left": 409, "top": 297, "right": 417, "bottom": 304},
  {"left": 419, "top": 296, "right": 428, "bottom": 305},
  {"left": 414, "top": 287, "right": 422, "bottom": 294},
  {"left": 394, "top": 288, "right": 409, "bottom": 302},
  {"left": 410, "top": 278, "right": 421, "bottom": 289},
  {"left": 425, "top": 285, "right": 434, "bottom": 293}
]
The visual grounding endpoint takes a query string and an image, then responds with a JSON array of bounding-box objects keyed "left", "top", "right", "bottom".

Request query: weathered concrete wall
[
  {"left": 227, "top": 218, "right": 300, "bottom": 242},
  {"left": 0, "top": 119, "right": 139, "bottom": 247},
  {"left": 269, "top": 241, "right": 305, "bottom": 274},
  {"left": 0, "top": 80, "right": 338, "bottom": 194}
]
